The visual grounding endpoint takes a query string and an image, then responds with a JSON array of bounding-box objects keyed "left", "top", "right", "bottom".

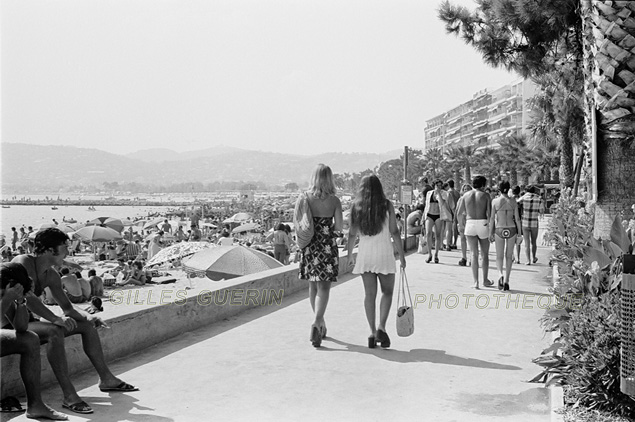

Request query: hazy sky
[{"left": 1, "top": 0, "right": 515, "bottom": 156}]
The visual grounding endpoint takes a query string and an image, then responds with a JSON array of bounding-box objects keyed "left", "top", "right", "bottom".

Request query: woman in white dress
[{"left": 346, "top": 175, "right": 406, "bottom": 348}]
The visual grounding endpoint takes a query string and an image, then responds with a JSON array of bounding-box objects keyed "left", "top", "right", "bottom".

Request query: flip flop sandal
[
  {"left": 62, "top": 401, "right": 93, "bottom": 414},
  {"left": 0, "top": 396, "right": 24, "bottom": 413},
  {"left": 100, "top": 382, "right": 139, "bottom": 392}
]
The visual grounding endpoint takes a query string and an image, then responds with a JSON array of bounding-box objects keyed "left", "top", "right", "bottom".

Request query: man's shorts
[{"left": 464, "top": 219, "right": 489, "bottom": 239}]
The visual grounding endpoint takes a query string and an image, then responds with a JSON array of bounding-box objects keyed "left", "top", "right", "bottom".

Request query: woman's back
[
  {"left": 493, "top": 195, "right": 517, "bottom": 227},
  {"left": 307, "top": 193, "right": 340, "bottom": 218}
]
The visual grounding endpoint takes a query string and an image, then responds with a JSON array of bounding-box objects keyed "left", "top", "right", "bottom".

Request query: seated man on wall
[
  {"left": 12, "top": 228, "right": 138, "bottom": 415},
  {"left": 0, "top": 262, "right": 68, "bottom": 420}
]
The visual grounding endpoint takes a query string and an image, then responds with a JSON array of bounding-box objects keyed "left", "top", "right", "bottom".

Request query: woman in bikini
[
  {"left": 489, "top": 181, "right": 522, "bottom": 291},
  {"left": 423, "top": 179, "right": 449, "bottom": 264}
]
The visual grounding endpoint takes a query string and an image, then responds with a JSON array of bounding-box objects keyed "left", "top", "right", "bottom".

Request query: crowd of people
[{"left": 3, "top": 164, "right": 634, "bottom": 418}]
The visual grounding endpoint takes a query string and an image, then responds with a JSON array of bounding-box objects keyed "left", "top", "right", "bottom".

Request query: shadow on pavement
[
  {"left": 324, "top": 338, "right": 522, "bottom": 370},
  {"left": 451, "top": 387, "right": 550, "bottom": 417}
]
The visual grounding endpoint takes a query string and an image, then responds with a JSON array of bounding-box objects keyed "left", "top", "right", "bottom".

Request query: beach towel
[{"left": 294, "top": 192, "right": 314, "bottom": 250}]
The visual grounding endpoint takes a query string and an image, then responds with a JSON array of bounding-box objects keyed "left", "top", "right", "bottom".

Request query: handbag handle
[{"left": 397, "top": 268, "right": 413, "bottom": 308}]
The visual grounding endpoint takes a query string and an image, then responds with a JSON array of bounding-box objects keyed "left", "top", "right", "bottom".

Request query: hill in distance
[{"left": 1, "top": 143, "right": 401, "bottom": 191}]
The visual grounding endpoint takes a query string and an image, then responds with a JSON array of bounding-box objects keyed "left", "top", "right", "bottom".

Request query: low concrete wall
[
  {"left": 1, "top": 241, "right": 381, "bottom": 397},
  {"left": 2, "top": 236, "right": 418, "bottom": 397}
]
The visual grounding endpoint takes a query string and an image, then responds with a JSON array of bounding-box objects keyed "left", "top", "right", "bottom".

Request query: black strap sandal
[{"left": 0, "top": 396, "right": 24, "bottom": 413}]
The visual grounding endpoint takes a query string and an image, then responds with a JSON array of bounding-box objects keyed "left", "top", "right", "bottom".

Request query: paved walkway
[{"left": 3, "top": 240, "right": 554, "bottom": 422}]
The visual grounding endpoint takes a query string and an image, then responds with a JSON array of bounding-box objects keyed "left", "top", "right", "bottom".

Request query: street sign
[{"left": 400, "top": 184, "right": 413, "bottom": 205}]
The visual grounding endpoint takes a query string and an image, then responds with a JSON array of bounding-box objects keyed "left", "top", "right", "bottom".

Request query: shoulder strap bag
[{"left": 293, "top": 192, "right": 315, "bottom": 250}]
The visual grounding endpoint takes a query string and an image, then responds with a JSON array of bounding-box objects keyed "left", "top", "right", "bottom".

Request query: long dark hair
[{"left": 351, "top": 174, "right": 389, "bottom": 236}]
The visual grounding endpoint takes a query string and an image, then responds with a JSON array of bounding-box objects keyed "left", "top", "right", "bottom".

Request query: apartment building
[{"left": 423, "top": 78, "right": 537, "bottom": 153}]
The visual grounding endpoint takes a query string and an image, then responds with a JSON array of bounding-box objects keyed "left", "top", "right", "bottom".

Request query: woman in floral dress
[{"left": 299, "top": 164, "right": 343, "bottom": 347}]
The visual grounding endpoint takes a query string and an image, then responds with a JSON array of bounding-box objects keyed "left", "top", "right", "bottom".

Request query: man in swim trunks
[
  {"left": 12, "top": 228, "right": 138, "bottom": 415},
  {"left": 456, "top": 175, "right": 493, "bottom": 289}
]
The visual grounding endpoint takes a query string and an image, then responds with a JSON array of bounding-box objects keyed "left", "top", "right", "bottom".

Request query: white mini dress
[{"left": 353, "top": 213, "right": 396, "bottom": 275}]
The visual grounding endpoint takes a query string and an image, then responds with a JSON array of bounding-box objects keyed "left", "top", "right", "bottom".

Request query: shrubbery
[
  {"left": 560, "top": 291, "right": 635, "bottom": 415},
  {"left": 533, "top": 189, "right": 635, "bottom": 417}
]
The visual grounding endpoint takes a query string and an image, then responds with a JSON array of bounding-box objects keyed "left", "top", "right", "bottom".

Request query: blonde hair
[{"left": 309, "top": 163, "right": 336, "bottom": 199}]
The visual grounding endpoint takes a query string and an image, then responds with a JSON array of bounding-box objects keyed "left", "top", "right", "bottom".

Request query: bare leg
[
  {"left": 452, "top": 219, "right": 459, "bottom": 246},
  {"left": 478, "top": 237, "right": 490, "bottom": 283},
  {"left": 466, "top": 235, "right": 480, "bottom": 287},
  {"left": 425, "top": 218, "right": 434, "bottom": 260},
  {"left": 494, "top": 235, "right": 505, "bottom": 278},
  {"left": 28, "top": 322, "right": 82, "bottom": 406},
  {"left": 459, "top": 233, "right": 467, "bottom": 261},
  {"left": 312, "top": 280, "right": 331, "bottom": 329},
  {"left": 1, "top": 329, "right": 68, "bottom": 420},
  {"left": 308, "top": 280, "right": 317, "bottom": 312},
  {"left": 505, "top": 237, "right": 515, "bottom": 284},
  {"left": 434, "top": 218, "right": 444, "bottom": 259},
  {"left": 377, "top": 273, "right": 395, "bottom": 332},
  {"left": 361, "top": 273, "right": 378, "bottom": 335}
]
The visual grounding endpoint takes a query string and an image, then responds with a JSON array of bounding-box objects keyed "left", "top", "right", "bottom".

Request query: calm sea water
[{"left": 0, "top": 205, "right": 176, "bottom": 239}]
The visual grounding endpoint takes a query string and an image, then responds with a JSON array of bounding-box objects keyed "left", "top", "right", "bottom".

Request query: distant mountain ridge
[{"left": 1, "top": 143, "right": 400, "bottom": 192}]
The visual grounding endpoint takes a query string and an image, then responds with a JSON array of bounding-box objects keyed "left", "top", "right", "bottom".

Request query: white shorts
[{"left": 464, "top": 219, "right": 489, "bottom": 239}]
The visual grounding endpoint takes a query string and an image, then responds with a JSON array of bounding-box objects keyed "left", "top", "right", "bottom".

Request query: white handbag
[{"left": 396, "top": 268, "right": 414, "bottom": 337}]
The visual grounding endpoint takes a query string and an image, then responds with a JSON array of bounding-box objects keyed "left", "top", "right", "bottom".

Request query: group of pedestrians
[
  {"left": 293, "top": 164, "right": 548, "bottom": 351},
  {"left": 446, "top": 177, "right": 544, "bottom": 289}
]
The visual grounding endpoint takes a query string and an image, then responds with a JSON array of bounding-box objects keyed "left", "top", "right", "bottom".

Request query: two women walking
[{"left": 297, "top": 165, "right": 405, "bottom": 349}]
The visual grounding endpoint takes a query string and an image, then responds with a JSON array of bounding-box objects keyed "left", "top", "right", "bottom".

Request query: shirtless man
[
  {"left": 12, "top": 228, "right": 138, "bottom": 415},
  {"left": 456, "top": 175, "right": 493, "bottom": 289},
  {"left": 1, "top": 262, "right": 68, "bottom": 420}
]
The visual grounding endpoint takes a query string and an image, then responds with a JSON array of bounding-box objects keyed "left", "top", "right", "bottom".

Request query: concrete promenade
[{"left": 2, "top": 241, "right": 555, "bottom": 422}]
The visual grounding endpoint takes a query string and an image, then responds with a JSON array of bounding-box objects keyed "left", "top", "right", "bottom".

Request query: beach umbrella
[
  {"left": 231, "top": 222, "right": 261, "bottom": 234},
  {"left": 72, "top": 226, "right": 122, "bottom": 243},
  {"left": 200, "top": 222, "right": 217, "bottom": 228},
  {"left": 145, "top": 241, "right": 213, "bottom": 269},
  {"left": 143, "top": 217, "right": 165, "bottom": 230},
  {"left": 145, "top": 232, "right": 162, "bottom": 241},
  {"left": 182, "top": 245, "right": 283, "bottom": 281},
  {"left": 87, "top": 217, "right": 124, "bottom": 233},
  {"left": 223, "top": 212, "right": 253, "bottom": 224},
  {"left": 31, "top": 223, "right": 75, "bottom": 236},
  {"left": 34, "top": 222, "right": 58, "bottom": 231},
  {"left": 121, "top": 219, "right": 136, "bottom": 227}
]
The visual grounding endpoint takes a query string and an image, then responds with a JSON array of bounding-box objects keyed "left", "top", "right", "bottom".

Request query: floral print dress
[{"left": 299, "top": 217, "right": 339, "bottom": 282}]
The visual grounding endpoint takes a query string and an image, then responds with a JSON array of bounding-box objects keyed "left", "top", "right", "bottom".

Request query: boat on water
[
  {"left": 51, "top": 206, "right": 58, "bottom": 210},
  {"left": 87, "top": 206, "right": 97, "bottom": 211},
  {"left": 1, "top": 205, "right": 10, "bottom": 208}
]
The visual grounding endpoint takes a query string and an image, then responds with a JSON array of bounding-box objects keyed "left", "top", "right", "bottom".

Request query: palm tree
[
  {"left": 445, "top": 145, "right": 477, "bottom": 184},
  {"left": 497, "top": 134, "right": 530, "bottom": 186},
  {"left": 527, "top": 67, "right": 585, "bottom": 189},
  {"left": 580, "top": 0, "right": 635, "bottom": 237},
  {"left": 529, "top": 141, "right": 560, "bottom": 183},
  {"left": 474, "top": 147, "right": 501, "bottom": 187},
  {"left": 422, "top": 148, "right": 446, "bottom": 181}
]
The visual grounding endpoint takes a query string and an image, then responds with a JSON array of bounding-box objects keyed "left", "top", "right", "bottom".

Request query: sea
[{"left": 0, "top": 204, "right": 177, "bottom": 239}]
